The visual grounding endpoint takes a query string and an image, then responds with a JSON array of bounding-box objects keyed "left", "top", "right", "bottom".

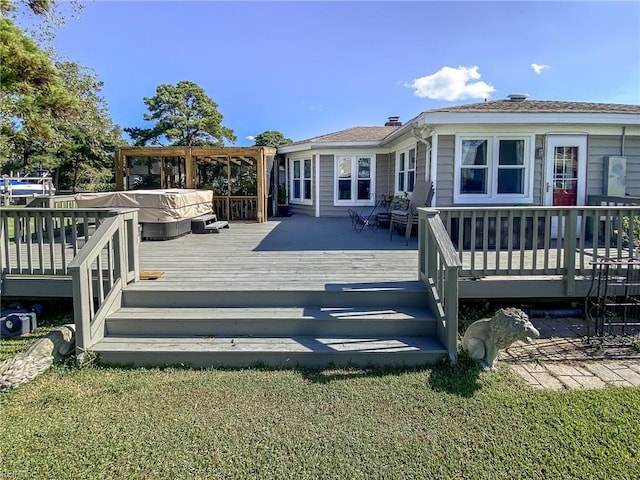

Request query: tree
[
  {"left": 125, "top": 81, "right": 236, "bottom": 147},
  {"left": 253, "top": 130, "right": 292, "bottom": 148},
  {"left": 1, "top": 0, "right": 84, "bottom": 46},
  {"left": 0, "top": 17, "right": 78, "bottom": 165},
  {"left": 3, "top": 60, "right": 124, "bottom": 191},
  {"left": 1, "top": 0, "right": 121, "bottom": 190},
  {"left": 50, "top": 61, "right": 124, "bottom": 191},
  {"left": 31, "top": 61, "right": 123, "bottom": 191}
]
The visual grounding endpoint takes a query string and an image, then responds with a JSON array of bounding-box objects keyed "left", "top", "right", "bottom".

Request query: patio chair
[
  {"left": 348, "top": 196, "right": 383, "bottom": 233},
  {"left": 389, "top": 181, "right": 435, "bottom": 245}
]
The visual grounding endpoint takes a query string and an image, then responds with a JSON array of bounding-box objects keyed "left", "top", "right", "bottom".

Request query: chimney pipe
[{"left": 385, "top": 116, "right": 402, "bottom": 126}]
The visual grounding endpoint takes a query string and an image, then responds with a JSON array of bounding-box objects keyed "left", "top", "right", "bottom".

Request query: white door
[{"left": 544, "top": 135, "right": 587, "bottom": 237}]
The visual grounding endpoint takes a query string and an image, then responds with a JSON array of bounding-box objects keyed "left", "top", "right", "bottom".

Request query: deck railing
[
  {"left": 418, "top": 208, "right": 462, "bottom": 363},
  {"left": 1, "top": 207, "right": 115, "bottom": 276},
  {"left": 1, "top": 207, "right": 139, "bottom": 354},
  {"left": 213, "top": 196, "right": 258, "bottom": 221},
  {"left": 26, "top": 194, "right": 77, "bottom": 209},
  {"left": 588, "top": 195, "right": 640, "bottom": 207},
  {"left": 417, "top": 205, "right": 640, "bottom": 358},
  {"left": 437, "top": 206, "right": 639, "bottom": 288},
  {"left": 68, "top": 209, "right": 139, "bottom": 356}
]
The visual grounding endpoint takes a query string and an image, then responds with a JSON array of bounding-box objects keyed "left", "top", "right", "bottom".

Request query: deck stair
[
  {"left": 91, "top": 285, "right": 447, "bottom": 368},
  {"left": 191, "top": 213, "right": 229, "bottom": 234}
]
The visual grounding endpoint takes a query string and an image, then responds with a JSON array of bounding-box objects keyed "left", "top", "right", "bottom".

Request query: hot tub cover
[{"left": 74, "top": 189, "right": 213, "bottom": 223}]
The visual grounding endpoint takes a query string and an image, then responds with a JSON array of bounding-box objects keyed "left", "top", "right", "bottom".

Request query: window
[
  {"left": 497, "top": 139, "right": 525, "bottom": 194},
  {"left": 456, "top": 135, "right": 533, "bottom": 203},
  {"left": 335, "top": 154, "right": 375, "bottom": 205},
  {"left": 290, "top": 158, "right": 312, "bottom": 204},
  {"left": 396, "top": 148, "right": 416, "bottom": 194}
]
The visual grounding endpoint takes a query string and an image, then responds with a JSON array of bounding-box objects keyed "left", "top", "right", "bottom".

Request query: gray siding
[
  {"left": 318, "top": 154, "right": 339, "bottom": 216},
  {"left": 587, "top": 134, "right": 640, "bottom": 198},
  {"left": 289, "top": 204, "right": 315, "bottom": 216},
  {"left": 434, "top": 135, "right": 455, "bottom": 207},
  {"left": 533, "top": 135, "right": 544, "bottom": 205},
  {"left": 376, "top": 153, "right": 393, "bottom": 203}
]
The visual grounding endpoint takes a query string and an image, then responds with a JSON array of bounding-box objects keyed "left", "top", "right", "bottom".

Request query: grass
[
  {"left": 1, "top": 304, "right": 639, "bottom": 479},
  {"left": 1, "top": 340, "right": 639, "bottom": 478}
]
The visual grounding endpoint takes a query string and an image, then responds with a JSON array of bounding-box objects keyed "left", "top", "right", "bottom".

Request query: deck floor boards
[{"left": 134, "top": 216, "right": 420, "bottom": 291}]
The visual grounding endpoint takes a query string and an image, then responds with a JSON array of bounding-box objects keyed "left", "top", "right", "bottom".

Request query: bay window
[
  {"left": 456, "top": 135, "right": 533, "bottom": 203},
  {"left": 335, "top": 154, "right": 375, "bottom": 205}
]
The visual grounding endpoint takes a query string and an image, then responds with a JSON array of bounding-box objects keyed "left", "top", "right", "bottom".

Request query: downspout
[
  {"left": 410, "top": 125, "right": 437, "bottom": 206},
  {"left": 621, "top": 126, "right": 626, "bottom": 156},
  {"left": 410, "top": 125, "right": 430, "bottom": 179},
  {"left": 315, "top": 154, "right": 320, "bottom": 217}
]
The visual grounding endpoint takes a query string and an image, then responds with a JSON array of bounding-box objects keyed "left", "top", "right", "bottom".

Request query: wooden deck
[
  {"left": 7, "top": 205, "right": 636, "bottom": 367},
  {"left": 132, "top": 215, "right": 422, "bottom": 292},
  {"left": 3, "top": 213, "right": 626, "bottom": 299}
]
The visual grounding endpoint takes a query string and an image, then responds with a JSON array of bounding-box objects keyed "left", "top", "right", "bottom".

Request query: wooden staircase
[{"left": 91, "top": 284, "right": 448, "bottom": 368}]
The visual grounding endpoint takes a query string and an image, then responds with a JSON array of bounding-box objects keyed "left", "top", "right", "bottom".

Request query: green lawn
[{"left": 1, "top": 309, "right": 639, "bottom": 479}]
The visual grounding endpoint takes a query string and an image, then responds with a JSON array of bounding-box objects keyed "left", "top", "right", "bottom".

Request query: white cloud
[
  {"left": 245, "top": 135, "right": 255, "bottom": 141},
  {"left": 404, "top": 66, "right": 495, "bottom": 101},
  {"left": 531, "top": 63, "right": 550, "bottom": 75}
]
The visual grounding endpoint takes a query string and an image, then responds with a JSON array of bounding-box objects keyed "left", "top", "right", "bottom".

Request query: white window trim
[
  {"left": 289, "top": 157, "right": 313, "bottom": 205},
  {"left": 454, "top": 134, "right": 535, "bottom": 205},
  {"left": 394, "top": 144, "right": 418, "bottom": 195},
  {"left": 333, "top": 154, "right": 376, "bottom": 206}
]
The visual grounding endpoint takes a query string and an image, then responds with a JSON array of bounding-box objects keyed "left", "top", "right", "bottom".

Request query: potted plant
[
  {"left": 384, "top": 192, "right": 410, "bottom": 233},
  {"left": 277, "top": 184, "right": 290, "bottom": 216},
  {"left": 377, "top": 193, "right": 410, "bottom": 227}
]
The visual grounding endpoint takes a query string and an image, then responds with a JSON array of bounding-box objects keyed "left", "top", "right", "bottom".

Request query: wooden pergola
[{"left": 116, "top": 146, "right": 277, "bottom": 222}]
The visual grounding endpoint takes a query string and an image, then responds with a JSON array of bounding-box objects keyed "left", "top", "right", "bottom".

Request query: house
[{"left": 277, "top": 96, "right": 640, "bottom": 216}]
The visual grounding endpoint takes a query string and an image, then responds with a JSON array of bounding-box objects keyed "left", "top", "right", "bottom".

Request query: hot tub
[{"left": 74, "top": 189, "right": 214, "bottom": 240}]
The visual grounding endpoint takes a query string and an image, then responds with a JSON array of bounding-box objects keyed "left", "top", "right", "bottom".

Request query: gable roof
[
  {"left": 279, "top": 99, "right": 639, "bottom": 153},
  {"left": 423, "top": 99, "right": 640, "bottom": 114},
  {"left": 287, "top": 126, "right": 400, "bottom": 146}
]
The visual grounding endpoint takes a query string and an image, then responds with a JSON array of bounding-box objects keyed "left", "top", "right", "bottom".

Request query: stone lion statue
[{"left": 462, "top": 308, "right": 539, "bottom": 371}]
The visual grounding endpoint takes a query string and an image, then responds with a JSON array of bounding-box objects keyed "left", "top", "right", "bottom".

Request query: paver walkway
[{"left": 499, "top": 316, "right": 640, "bottom": 390}]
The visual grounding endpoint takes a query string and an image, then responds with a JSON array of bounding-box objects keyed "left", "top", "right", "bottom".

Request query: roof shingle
[
  {"left": 288, "top": 126, "right": 400, "bottom": 146},
  {"left": 424, "top": 99, "right": 640, "bottom": 114},
  {"left": 285, "top": 100, "right": 639, "bottom": 148}
]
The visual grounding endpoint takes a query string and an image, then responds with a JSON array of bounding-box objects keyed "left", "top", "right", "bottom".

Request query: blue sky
[{"left": 48, "top": 0, "right": 640, "bottom": 146}]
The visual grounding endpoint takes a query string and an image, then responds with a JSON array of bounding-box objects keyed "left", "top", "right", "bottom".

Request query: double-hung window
[
  {"left": 335, "top": 154, "right": 375, "bottom": 205},
  {"left": 290, "top": 158, "right": 312, "bottom": 204},
  {"left": 456, "top": 135, "right": 533, "bottom": 204},
  {"left": 396, "top": 148, "right": 416, "bottom": 194}
]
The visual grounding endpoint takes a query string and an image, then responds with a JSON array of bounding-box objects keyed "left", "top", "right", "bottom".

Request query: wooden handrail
[
  {"left": 418, "top": 208, "right": 462, "bottom": 364},
  {"left": 68, "top": 209, "right": 139, "bottom": 357}
]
